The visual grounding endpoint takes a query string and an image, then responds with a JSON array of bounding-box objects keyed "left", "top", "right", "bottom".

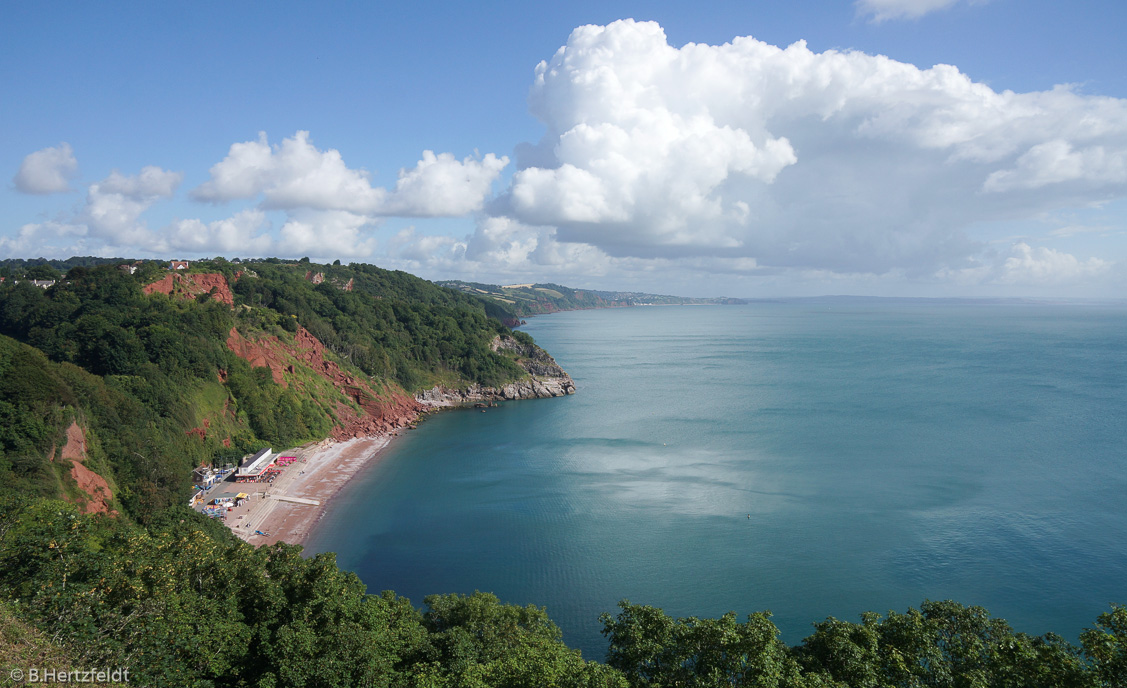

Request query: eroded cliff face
[
  {"left": 225, "top": 326, "right": 422, "bottom": 440},
  {"left": 415, "top": 335, "right": 576, "bottom": 406},
  {"left": 58, "top": 421, "right": 117, "bottom": 516},
  {"left": 226, "top": 327, "right": 568, "bottom": 439},
  {"left": 143, "top": 272, "right": 235, "bottom": 306}
]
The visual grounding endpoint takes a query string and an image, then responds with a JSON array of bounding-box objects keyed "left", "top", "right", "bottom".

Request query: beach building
[
  {"left": 236, "top": 448, "right": 275, "bottom": 482},
  {"left": 169, "top": 260, "right": 189, "bottom": 270},
  {"left": 192, "top": 466, "right": 219, "bottom": 489}
]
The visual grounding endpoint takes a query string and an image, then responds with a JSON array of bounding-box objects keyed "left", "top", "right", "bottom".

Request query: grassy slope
[{"left": 0, "top": 602, "right": 130, "bottom": 687}]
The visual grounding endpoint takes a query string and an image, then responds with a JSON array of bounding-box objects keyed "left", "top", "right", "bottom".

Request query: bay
[{"left": 306, "top": 300, "right": 1127, "bottom": 659}]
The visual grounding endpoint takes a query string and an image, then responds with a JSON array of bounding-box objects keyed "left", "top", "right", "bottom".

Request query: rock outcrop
[
  {"left": 225, "top": 327, "right": 567, "bottom": 435},
  {"left": 226, "top": 327, "right": 288, "bottom": 384},
  {"left": 58, "top": 421, "right": 116, "bottom": 516},
  {"left": 143, "top": 272, "right": 235, "bottom": 306},
  {"left": 416, "top": 335, "right": 576, "bottom": 406},
  {"left": 330, "top": 390, "right": 420, "bottom": 441}
]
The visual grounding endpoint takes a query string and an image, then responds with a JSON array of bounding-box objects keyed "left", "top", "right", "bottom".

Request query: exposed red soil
[
  {"left": 225, "top": 326, "right": 421, "bottom": 440},
  {"left": 226, "top": 328, "right": 287, "bottom": 384},
  {"left": 59, "top": 421, "right": 117, "bottom": 516},
  {"left": 143, "top": 272, "right": 235, "bottom": 306},
  {"left": 186, "top": 418, "right": 210, "bottom": 441}
]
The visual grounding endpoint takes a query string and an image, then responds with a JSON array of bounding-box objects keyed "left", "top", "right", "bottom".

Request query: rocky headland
[{"left": 416, "top": 334, "right": 576, "bottom": 406}]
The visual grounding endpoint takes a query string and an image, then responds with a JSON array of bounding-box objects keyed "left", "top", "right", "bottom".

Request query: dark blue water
[{"left": 307, "top": 301, "right": 1127, "bottom": 659}]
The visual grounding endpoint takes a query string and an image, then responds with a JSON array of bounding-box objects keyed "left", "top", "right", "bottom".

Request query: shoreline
[
  {"left": 227, "top": 431, "right": 407, "bottom": 547},
  {"left": 222, "top": 362, "right": 575, "bottom": 548},
  {"left": 225, "top": 402, "right": 451, "bottom": 548}
]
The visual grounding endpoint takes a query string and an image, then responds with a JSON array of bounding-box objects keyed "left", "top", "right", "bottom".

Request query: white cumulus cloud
[
  {"left": 984, "top": 140, "right": 1127, "bottom": 192},
  {"left": 13, "top": 143, "right": 79, "bottom": 194},
  {"left": 494, "top": 19, "right": 1127, "bottom": 278},
  {"left": 166, "top": 209, "right": 274, "bottom": 254},
  {"left": 997, "top": 242, "right": 1110, "bottom": 285},
  {"left": 191, "top": 131, "right": 384, "bottom": 211},
  {"left": 278, "top": 210, "right": 379, "bottom": 260},
  {"left": 82, "top": 166, "right": 183, "bottom": 246},
  {"left": 192, "top": 131, "right": 508, "bottom": 217},
  {"left": 381, "top": 150, "right": 510, "bottom": 216},
  {"left": 0, "top": 221, "right": 89, "bottom": 258}
]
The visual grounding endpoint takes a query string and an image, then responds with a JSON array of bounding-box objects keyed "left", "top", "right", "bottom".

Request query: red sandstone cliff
[
  {"left": 225, "top": 326, "right": 421, "bottom": 440},
  {"left": 143, "top": 272, "right": 235, "bottom": 306},
  {"left": 58, "top": 421, "right": 117, "bottom": 516}
]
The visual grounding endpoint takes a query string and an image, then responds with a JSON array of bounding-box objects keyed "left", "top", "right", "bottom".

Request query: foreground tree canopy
[{"left": 0, "top": 492, "right": 1123, "bottom": 687}]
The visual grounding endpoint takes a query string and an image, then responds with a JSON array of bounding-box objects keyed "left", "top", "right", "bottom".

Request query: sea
[{"left": 306, "top": 300, "right": 1127, "bottom": 659}]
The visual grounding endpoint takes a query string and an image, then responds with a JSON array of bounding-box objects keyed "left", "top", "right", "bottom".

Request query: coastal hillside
[
  {"left": 437, "top": 279, "right": 746, "bottom": 318},
  {"left": 0, "top": 260, "right": 1124, "bottom": 685},
  {"left": 0, "top": 258, "right": 569, "bottom": 522}
]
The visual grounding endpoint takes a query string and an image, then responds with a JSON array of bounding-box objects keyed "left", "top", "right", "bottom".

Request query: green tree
[
  {"left": 601, "top": 600, "right": 804, "bottom": 688},
  {"left": 25, "top": 264, "right": 62, "bottom": 281},
  {"left": 414, "top": 591, "right": 626, "bottom": 688},
  {"left": 1082, "top": 605, "right": 1127, "bottom": 687}
]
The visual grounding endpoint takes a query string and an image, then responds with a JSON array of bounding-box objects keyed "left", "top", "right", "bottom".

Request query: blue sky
[{"left": 4, "top": 0, "right": 1127, "bottom": 297}]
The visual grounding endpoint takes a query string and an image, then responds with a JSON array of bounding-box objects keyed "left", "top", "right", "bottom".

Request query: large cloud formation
[
  {"left": 493, "top": 20, "right": 1127, "bottom": 281},
  {"left": 7, "top": 20, "right": 1122, "bottom": 294}
]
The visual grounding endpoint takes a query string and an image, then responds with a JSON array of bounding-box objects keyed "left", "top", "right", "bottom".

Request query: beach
[{"left": 221, "top": 434, "right": 398, "bottom": 547}]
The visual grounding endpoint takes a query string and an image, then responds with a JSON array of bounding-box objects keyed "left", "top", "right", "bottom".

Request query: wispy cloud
[{"left": 855, "top": 0, "right": 986, "bottom": 23}]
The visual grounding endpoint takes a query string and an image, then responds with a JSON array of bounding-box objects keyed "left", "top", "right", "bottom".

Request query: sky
[{"left": 4, "top": 0, "right": 1127, "bottom": 298}]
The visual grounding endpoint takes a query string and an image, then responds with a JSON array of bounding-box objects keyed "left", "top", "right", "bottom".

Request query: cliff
[
  {"left": 142, "top": 271, "right": 235, "bottom": 306},
  {"left": 416, "top": 335, "right": 576, "bottom": 405},
  {"left": 58, "top": 420, "right": 117, "bottom": 516},
  {"left": 225, "top": 325, "right": 422, "bottom": 440}
]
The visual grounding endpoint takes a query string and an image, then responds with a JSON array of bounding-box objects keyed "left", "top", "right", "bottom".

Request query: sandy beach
[{"left": 222, "top": 434, "right": 399, "bottom": 547}]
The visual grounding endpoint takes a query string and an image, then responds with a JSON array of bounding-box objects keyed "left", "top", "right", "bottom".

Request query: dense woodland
[
  {"left": 0, "top": 258, "right": 1123, "bottom": 686},
  {"left": 0, "top": 259, "right": 529, "bottom": 520}
]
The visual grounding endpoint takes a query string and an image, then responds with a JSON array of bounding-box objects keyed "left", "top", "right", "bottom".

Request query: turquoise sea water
[{"left": 307, "top": 301, "right": 1127, "bottom": 658}]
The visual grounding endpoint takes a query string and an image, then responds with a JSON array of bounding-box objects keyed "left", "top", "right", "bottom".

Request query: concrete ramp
[{"left": 271, "top": 495, "right": 320, "bottom": 506}]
